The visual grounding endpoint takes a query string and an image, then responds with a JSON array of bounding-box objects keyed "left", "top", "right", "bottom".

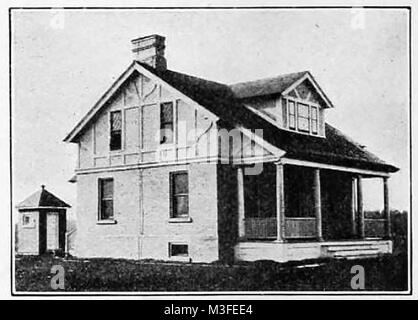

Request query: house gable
[{"left": 75, "top": 65, "right": 225, "bottom": 170}]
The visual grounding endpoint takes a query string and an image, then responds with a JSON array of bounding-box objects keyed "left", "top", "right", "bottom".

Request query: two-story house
[{"left": 64, "top": 34, "right": 398, "bottom": 263}]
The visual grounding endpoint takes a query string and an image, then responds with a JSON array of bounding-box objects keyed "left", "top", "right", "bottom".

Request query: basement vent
[{"left": 169, "top": 243, "right": 189, "bottom": 257}]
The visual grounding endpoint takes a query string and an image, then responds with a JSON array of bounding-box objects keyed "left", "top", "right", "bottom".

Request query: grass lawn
[{"left": 15, "top": 253, "right": 408, "bottom": 292}]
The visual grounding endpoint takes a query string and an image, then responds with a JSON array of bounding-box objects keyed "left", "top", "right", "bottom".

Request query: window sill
[
  {"left": 97, "top": 220, "right": 117, "bottom": 225},
  {"left": 168, "top": 217, "right": 193, "bottom": 223}
]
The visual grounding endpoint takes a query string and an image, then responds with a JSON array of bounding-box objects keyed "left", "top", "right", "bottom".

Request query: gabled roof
[
  {"left": 230, "top": 71, "right": 334, "bottom": 108},
  {"left": 16, "top": 186, "right": 71, "bottom": 209},
  {"left": 64, "top": 62, "right": 398, "bottom": 173},
  {"left": 230, "top": 71, "right": 308, "bottom": 99},
  {"left": 138, "top": 64, "right": 397, "bottom": 173}
]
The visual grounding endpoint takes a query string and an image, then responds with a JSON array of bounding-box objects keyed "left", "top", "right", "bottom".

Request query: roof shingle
[{"left": 229, "top": 71, "right": 308, "bottom": 99}]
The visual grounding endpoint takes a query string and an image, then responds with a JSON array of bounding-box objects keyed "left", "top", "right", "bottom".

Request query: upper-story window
[
  {"left": 160, "top": 102, "right": 174, "bottom": 144},
  {"left": 286, "top": 98, "right": 319, "bottom": 136},
  {"left": 110, "top": 110, "right": 122, "bottom": 151}
]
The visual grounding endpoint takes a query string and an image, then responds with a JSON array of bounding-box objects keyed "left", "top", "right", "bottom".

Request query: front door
[{"left": 46, "top": 212, "right": 59, "bottom": 250}]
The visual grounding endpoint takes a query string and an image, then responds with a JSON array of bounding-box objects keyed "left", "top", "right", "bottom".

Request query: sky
[{"left": 12, "top": 8, "right": 409, "bottom": 217}]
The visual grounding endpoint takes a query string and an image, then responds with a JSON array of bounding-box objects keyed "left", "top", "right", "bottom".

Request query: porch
[{"left": 234, "top": 161, "right": 393, "bottom": 262}]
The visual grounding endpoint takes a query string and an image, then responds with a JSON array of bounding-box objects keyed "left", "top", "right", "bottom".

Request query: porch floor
[{"left": 235, "top": 239, "right": 392, "bottom": 263}]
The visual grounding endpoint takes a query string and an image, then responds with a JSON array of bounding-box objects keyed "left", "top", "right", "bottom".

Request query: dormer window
[{"left": 286, "top": 97, "right": 319, "bottom": 136}]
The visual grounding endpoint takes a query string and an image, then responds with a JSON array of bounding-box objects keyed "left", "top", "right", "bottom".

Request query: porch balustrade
[
  {"left": 284, "top": 217, "right": 317, "bottom": 239},
  {"left": 244, "top": 217, "right": 277, "bottom": 239},
  {"left": 244, "top": 217, "right": 318, "bottom": 240}
]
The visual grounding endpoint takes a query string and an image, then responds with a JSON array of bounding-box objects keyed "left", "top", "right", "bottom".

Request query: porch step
[
  {"left": 323, "top": 243, "right": 383, "bottom": 259},
  {"left": 326, "top": 245, "right": 380, "bottom": 252}
]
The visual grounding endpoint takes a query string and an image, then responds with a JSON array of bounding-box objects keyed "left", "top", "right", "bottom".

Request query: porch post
[
  {"left": 357, "top": 176, "right": 365, "bottom": 239},
  {"left": 276, "top": 163, "right": 285, "bottom": 242},
  {"left": 237, "top": 166, "right": 245, "bottom": 239},
  {"left": 383, "top": 177, "right": 391, "bottom": 239},
  {"left": 351, "top": 177, "right": 357, "bottom": 237},
  {"left": 314, "top": 168, "right": 323, "bottom": 241}
]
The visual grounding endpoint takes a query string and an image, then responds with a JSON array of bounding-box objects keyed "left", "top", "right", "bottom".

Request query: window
[
  {"left": 160, "top": 102, "right": 174, "bottom": 144},
  {"left": 288, "top": 100, "right": 296, "bottom": 130},
  {"left": 110, "top": 111, "right": 122, "bottom": 151},
  {"left": 22, "top": 214, "right": 34, "bottom": 228},
  {"left": 169, "top": 243, "right": 189, "bottom": 257},
  {"left": 286, "top": 98, "right": 320, "bottom": 136},
  {"left": 23, "top": 215, "right": 30, "bottom": 225},
  {"left": 170, "top": 172, "right": 189, "bottom": 218},
  {"left": 99, "top": 178, "right": 114, "bottom": 220},
  {"left": 297, "top": 103, "right": 310, "bottom": 132},
  {"left": 311, "top": 106, "right": 318, "bottom": 134}
]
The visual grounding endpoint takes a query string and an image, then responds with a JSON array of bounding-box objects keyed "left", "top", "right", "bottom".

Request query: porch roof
[{"left": 99, "top": 62, "right": 400, "bottom": 173}]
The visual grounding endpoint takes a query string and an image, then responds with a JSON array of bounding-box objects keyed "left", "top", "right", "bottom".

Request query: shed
[{"left": 16, "top": 185, "right": 71, "bottom": 255}]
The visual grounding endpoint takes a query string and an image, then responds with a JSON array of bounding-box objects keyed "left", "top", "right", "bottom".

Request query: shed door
[{"left": 46, "top": 212, "right": 59, "bottom": 250}]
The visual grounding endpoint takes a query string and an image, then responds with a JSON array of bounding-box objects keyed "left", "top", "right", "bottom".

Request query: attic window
[
  {"left": 160, "top": 102, "right": 174, "bottom": 144},
  {"left": 110, "top": 111, "right": 122, "bottom": 151}
]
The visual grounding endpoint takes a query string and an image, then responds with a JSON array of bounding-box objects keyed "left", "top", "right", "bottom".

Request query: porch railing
[
  {"left": 244, "top": 217, "right": 318, "bottom": 240},
  {"left": 284, "top": 217, "right": 317, "bottom": 239},
  {"left": 244, "top": 217, "right": 277, "bottom": 239},
  {"left": 364, "top": 218, "right": 386, "bottom": 238}
]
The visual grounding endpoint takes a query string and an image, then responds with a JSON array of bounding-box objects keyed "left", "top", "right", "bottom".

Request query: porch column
[
  {"left": 237, "top": 166, "right": 245, "bottom": 239},
  {"left": 351, "top": 177, "right": 357, "bottom": 237},
  {"left": 357, "top": 176, "right": 365, "bottom": 239},
  {"left": 276, "top": 163, "right": 285, "bottom": 242},
  {"left": 383, "top": 177, "right": 391, "bottom": 239},
  {"left": 314, "top": 168, "right": 323, "bottom": 241}
]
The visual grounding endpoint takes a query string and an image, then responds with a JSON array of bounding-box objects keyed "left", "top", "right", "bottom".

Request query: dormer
[{"left": 230, "top": 71, "right": 334, "bottom": 138}]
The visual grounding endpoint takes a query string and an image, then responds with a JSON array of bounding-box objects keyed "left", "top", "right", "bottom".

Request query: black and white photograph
[{"left": 3, "top": 2, "right": 413, "bottom": 302}]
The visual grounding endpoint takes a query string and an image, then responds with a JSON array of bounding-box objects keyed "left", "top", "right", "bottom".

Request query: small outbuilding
[{"left": 16, "top": 185, "right": 71, "bottom": 255}]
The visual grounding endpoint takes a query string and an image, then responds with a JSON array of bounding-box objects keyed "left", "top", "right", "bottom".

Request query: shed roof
[{"left": 16, "top": 185, "right": 71, "bottom": 210}]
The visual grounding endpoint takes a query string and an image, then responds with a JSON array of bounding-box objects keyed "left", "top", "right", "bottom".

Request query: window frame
[
  {"left": 109, "top": 110, "right": 123, "bottom": 152},
  {"left": 285, "top": 97, "right": 320, "bottom": 136},
  {"left": 160, "top": 101, "right": 174, "bottom": 145},
  {"left": 98, "top": 178, "right": 115, "bottom": 222},
  {"left": 297, "top": 102, "right": 311, "bottom": 133},
  {"left": 169, "top": 171, "right": 189, "bottom": 219},
  {"left": 311, "top": 106, "right": 318, "bottom": 134},
  {"left": 168, "top": 243, "right": 189, "bottom": 258},
  {"left": 288, "top": 100, "right": 296, "bottom": 130},
  {"left": 21, "top": 213, "right": 34, "bottom": 228}
]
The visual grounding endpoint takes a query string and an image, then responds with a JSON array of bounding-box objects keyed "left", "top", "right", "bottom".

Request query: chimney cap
[{"left": 131, "top": 34, "right": 165, "bottom": 44}]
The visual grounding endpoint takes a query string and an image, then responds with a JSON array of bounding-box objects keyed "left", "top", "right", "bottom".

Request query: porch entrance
[{"left": 320, "top": 170, "right": 355, "bottom": 240}]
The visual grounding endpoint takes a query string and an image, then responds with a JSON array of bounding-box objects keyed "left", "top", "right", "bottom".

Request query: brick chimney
[{"left": 131, "top": 34, "right": 167, "bottom": 71}]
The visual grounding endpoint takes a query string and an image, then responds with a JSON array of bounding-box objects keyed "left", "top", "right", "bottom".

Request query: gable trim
[
  {"left": 63, "top": 62, "right": 137, "bottom": 143},
  {"left": 63, "top": 62, "right": 219, "bottom": 143},
  {"left": 281, "top": 72, "right": 334, "bottom": 109}
]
